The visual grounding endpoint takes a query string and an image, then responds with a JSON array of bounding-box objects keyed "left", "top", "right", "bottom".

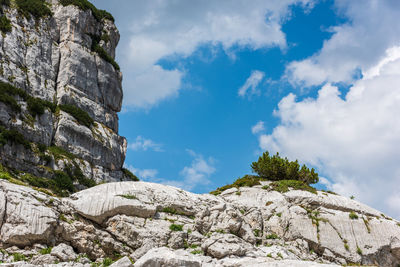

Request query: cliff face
[
  {"left": 0, "top": 0, "right": 129, "bottom": 186},
  {"left": 0, "top": 180, "right": 399, "bottom": 266}
]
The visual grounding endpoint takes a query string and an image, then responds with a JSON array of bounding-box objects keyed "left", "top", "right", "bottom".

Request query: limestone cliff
[{"left": 0, "top": 0, "right": 132, "bottom": 190}]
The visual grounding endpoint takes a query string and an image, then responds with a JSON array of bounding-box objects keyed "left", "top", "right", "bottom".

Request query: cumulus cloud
[
  {"left": 121, "top": 0, "right": 313, "bottom": 108},
  {"left": 125, "top": 165, "right": 158, "bottom": 180},
  {"left": 259, "top": 46, "right": 400, "bottom": 218},
  {"left": 162, "top": 150, "right": 216, "bottom": 191},
  {"left": 128, "top": 136, "right": 163, "bottom": 152},
  {"left": 238, "top": 70, "right": 265, "bottom": 97},
  {"left": 251, "top": 121, "right": 266, "bottom": 134},
  {"left": 285, "top": 0, "right": 400, "bottom": 87}
]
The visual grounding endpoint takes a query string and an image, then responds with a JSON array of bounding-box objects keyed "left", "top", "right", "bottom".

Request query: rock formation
[
  {"left": 0, "top": 180, "right": 399, "bottom": 266},
  {"left": 0, "top": 0, "right": 130, "bottom": 188}
]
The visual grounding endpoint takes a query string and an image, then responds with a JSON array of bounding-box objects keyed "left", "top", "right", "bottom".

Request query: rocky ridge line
[{"left": 0, "top": 180, "right": 399, "bottom": 266}]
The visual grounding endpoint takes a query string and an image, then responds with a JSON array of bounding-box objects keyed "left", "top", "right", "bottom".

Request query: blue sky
[{"left": 92, "top": 0, "right": 400, "bottom": 219}]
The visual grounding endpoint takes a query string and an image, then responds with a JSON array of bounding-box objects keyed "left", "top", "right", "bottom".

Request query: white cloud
[
  {"left": 125, "top": 165, "right": 158, "bottom": 180},
  {"left": 259, "top": 46, "right": 400, "bottom": 219},
  {"left": 121, "top": 0, "right": 314, "bottom": 109},
  {"left": 128, "top": 136, "right": 163, "bottom": 152},
  {"left": 161, "top": 150, "right": 216, "bottom": 191},
  {"left": 251, "top": 121, "right": 266, "bottom": 135},
  {"left": 285, "top": 0, "right": 400, "bottom": 87},
  {"left": 238, "top": 70, "right": 265, "bottom": 97}
]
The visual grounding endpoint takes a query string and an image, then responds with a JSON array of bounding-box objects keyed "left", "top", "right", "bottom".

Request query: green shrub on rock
[
  {"left": 122, "top": 168, "right": 139, "bottom": 181},
  {"left": 0, "top": 125, "right": 31, "bottom": 149},
  {"left": 27, "top": 97, "right": 56, "bottom": 117},
  {"left": 15, "top": 0, "right": 52, "bottom": 20},
  {"left": 59, "top": 0, "right": 114, "bottom": 22},
  {"left": 210, "top": 151, "right": 319, "bottom": 195},
  {"left": 0, "top": 15, "right": 11, "bottom": 33},
  {"left": 54, "top": 170, "right": 75, "bottom": 193},
  {"left": 89, "top": 34, "right": 120, "bottom": 71},
  {"left": 251, "top": 151, "right": 319, "bottom": 184},
  {"left": 59, "top": 104, "right": 94, "bottom": 128}
]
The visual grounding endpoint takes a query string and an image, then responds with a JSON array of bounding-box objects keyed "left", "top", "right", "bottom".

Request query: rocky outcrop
[
  {"left": 0, "top": 0, "right": 129, "bottom": 187},
  {"left": 0, "top": 179, "right": 399, "bottom": 266}
]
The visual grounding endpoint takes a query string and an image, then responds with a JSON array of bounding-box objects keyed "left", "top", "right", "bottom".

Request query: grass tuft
[{"left": 169, "top": 224, "right": 183, "bottom": 231}]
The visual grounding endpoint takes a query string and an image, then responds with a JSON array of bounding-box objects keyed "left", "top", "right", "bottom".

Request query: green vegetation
[
  {"left": 0, "top": 81, "right": 56, "bottom": 116},
  {"left": 169, "top": 224, "right": 183, "bottom": 231},
  {"left": 15, "top": 0, "right": 52, "bottom": 20},
  {"left": 89, "top": 34, "right": 120, "bottom": 71},
  {"left": 210, "top": 175, "right": 261, "bottom": 195},
  {"left": 59, "top": 213, "right": 73, "bottom": 224},
  {"left": 0, "top": 125, "right": 31, "bottom": 149},
  {"left": 65, "top": 164, "right": 96, "bottom": 188},
  {"left": 363, "top": 218, "right": 371, "bottom": 234},
  {"left": 190, "top": 250, "right": 202, "bottom": 255},
  {"left": 210, "top": 151, "right": 318, "bottom": 195},
  {"left": 251, "top": 151, "right": 319, "bottom": 184},
  {"left": 39, "top": 247, "right": 52, "bottom": 255},
  {"left": 349, "top": 211, "right": 359, "bottom": 220},
  {"left": 102, "top": 258, "right": 113, "bottom": 266},
  {"left": 0, "top": 81, "right": 27, "bottom": 112},
  {"left": 356, "top": 246, "right": 362, "bottom": 255},
  {"left": 253, "top": 229, "right": 261, "bottom": 237},
  {"left": 59, "top": 104, "right": 94, "bottom": 127},
  {"left": 13, "top": 253, "right": 26, "bottom": 262},
  {"left": 47, "top": 145, "right": 75, "bottom": 161},
  {"left": 118, "top": 194, "right": 136, "bottom": 200},
  {"left": 264, "top": 180, "right": 317, "bottom": 194},
  {"left": 0, "top": 0, "right": 10, "bottom": 6},
  {"left": 27, "top": 97, "right": 56, "bottom": 117},
  {"left": 0, "top": 15, "right": 11, "bottom": 33},
  {"left": 53, "top": 171, "right": 74, "bottom": 193},
  {"left": 162, "top": 207, "right": 179, "bottom": 214},
  {"left": 266, "top": 233, "right": 279, "bottom": 239},
  {"left": 122, "top": 167, "right": 139, "bottom": 181},
  {"left": 59, "top": 0, "right": 114, "bottom": 22}
]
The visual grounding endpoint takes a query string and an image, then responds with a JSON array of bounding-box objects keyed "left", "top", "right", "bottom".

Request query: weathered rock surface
[
  {"left": 0, "top": 180, "right": 399, "bottom": 266},
  {"left": 0, "top": 0, "right": 129, "bottom": 185}
]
